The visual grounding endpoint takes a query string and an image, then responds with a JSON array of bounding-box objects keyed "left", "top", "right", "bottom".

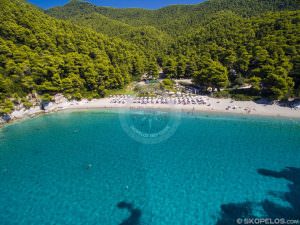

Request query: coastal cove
[
  {"left": 1, "top": 0, "right": 300, "bottom": 224},
  {"left": 0, "top": 110, "right": 300, "bottom": 224},
  {"left": 1, "top": 96, "right": 300, "bottom": 130}
]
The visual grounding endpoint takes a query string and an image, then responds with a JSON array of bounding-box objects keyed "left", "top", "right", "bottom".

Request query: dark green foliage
[
  {"left": 162, "top": 79, "right": 173, "bottom": 87},
  {"left": 163, "top": 58, "right": 177, "bottom": 78},
  {"left": 47, "top": 0, "right": 300, "bottom": 36},
  {"left": 193, "top": 58, "right": 229, "bottom": 91},
  {"left": 0, "top": 99, "right": 14, "bottom": 115},
  {"left": 46, "top": 0, "right": 300, "bottom": 100},
  {"left": 0, "top": 0, "right": 299, "bottom": 114},
  {"left": 170, "top": 11, "right": 300, "bottom": 99},
  {"left": 146, "top": 61, "right": 159, "bottom": 79},
  {"left": 0, "top": 0, "right": 148, "bottom": 113}
]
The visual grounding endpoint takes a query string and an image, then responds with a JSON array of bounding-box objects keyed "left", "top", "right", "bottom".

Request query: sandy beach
[
  {"left": 1, "top": 96, "right": 299, "bottom": 127},
  {"left": 50, "top": 97, "right": 300, "bottom": 118}
]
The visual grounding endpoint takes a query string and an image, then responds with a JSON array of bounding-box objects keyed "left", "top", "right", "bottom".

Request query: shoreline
[
  {"left": 57, "top": 97, "right": 300, "bottom": 118},
  {"left": 1, "top": 97, "right": 299, "bottom": 128}
]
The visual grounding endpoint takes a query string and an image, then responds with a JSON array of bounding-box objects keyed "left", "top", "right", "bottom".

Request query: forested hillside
[
  {"left": 0, "top": 0, "right": 300, "bottom": 114},
  {"left": 0, "top": 0, "right": 150, "bottom": 114},
  {"left": 47, "top": 0, "right": 300, "bottom": 100},
  {"left": 60, "top": 12, "right": 171, "bottom": 56},
  {"left": 165, "top": 10, "right": 300, "bottom": 99},
  {"left": 47, "top": 0, "right": 300, "bottom": 35}
]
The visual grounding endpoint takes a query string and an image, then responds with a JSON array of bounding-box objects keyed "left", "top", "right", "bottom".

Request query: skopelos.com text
[{"left": 236, "top": 218, "right": 300, "bottom": 225}]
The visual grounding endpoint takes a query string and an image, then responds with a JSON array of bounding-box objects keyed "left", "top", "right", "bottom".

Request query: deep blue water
[{"left": 0, "top": 110, "right": 299, "bottom": 225}]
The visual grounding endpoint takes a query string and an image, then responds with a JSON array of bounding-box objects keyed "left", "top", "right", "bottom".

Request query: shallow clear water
[{"left": 0, "top": 110, "right": 299, "bottom": 225}]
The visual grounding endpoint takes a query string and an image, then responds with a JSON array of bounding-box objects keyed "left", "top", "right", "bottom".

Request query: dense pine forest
[
  {"left": 0, "top": 0, "right": 149, "bottom": 114},
  {"left": 0, "top": 0, "right": 299, "bottom": 114}
]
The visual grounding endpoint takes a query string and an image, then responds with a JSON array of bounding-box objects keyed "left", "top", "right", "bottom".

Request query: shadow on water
[
  {"left": 216, "top": 167, "right": 300, "bottom": 225},
  {"left": 117, "top": 201, "right": 142, "bottom": 225}
]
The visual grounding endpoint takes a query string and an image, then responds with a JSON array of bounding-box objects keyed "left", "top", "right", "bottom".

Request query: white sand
[
  {"left": 2, "top": 96, "right": 299, "bottom": 127},
  {"left": 58, "top": 97, "right": 300, "bottom": 119}
]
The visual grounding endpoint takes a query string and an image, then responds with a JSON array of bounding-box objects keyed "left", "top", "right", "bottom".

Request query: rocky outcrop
[
  {"left": 0, "top": 117, "right": 6, "bottom": 125},
  {"left": 0, "top": 94, "right": 66, "bottom": 127}
]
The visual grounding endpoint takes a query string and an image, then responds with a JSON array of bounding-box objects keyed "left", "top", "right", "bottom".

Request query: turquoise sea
[{"left": 0, "top": 110, "right": 299, "bottom": 225}]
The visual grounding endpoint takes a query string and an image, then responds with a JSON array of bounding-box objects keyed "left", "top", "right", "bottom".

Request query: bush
[
  {"left": 231, "top": 94, "right": 260, "bottom": 101},
  {"left": 23, "top": 101, "right": 33, "bottom": 109},
  {"left": 41, "top": 94, "right": 52, "bottom": 102},
  {"left": 0, "top": 99, "right": 14, "bottom": 115},
  {"left": 162, "top": 79, "right": 173, "bottom": 86},
  {"left": 213, "top": 91, "right": 230, "bottom": 98},
  {"left": 73, "top": 93, "right": 82, "bottom": 100},
  {"left": 98, "top": 86, "right": 106, "bottom": 97},
  {"left": 234, "top": 76, "right": 245, "bottom": 86}
]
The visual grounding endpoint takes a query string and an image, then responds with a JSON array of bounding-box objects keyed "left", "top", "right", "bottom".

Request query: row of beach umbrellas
[{"left": 109, "top": 95, "right": 211, "bottom": 105}]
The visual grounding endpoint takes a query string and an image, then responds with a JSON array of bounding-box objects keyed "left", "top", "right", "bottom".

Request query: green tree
[
  {"left": 146, "top": 61, "right": 159, "bottom": 79},
  {"left": 223, "top": 49, "right": 237, "bottom": 69},
  {"left": 184, "top": 61, "right": 197, "bottom": 78},
  {"left": 193, "top": 60, "right": 229, "bottom": 91},
  {"left": 253, "top": 46, "right": 270, "bottom": 66},
  {"left": 249, "top": 76, "right": 262, "bottom": 95},
  {"left": 131, "top": 57, "right": 144, "bottom": 78},
  {"left": 237, "top": 47, "right": 251, "bottom": 73},
  {"left": 163, "top": 58, "right": 177, "bottom": 78},
  {"left": 290, "top": 56, "right": 300, "bottom": 89},
  {"left": 263, "top": 67, "right": 294, "bottom": 100},
  {"left": 176, "top": 57, "right": 186, "bottom": 79},
  {"left": 0, "top": 99, "right": 14, "bottom": 115},
  {"left": 21, "top": 76, "right": 35, "bottom": 93}
]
